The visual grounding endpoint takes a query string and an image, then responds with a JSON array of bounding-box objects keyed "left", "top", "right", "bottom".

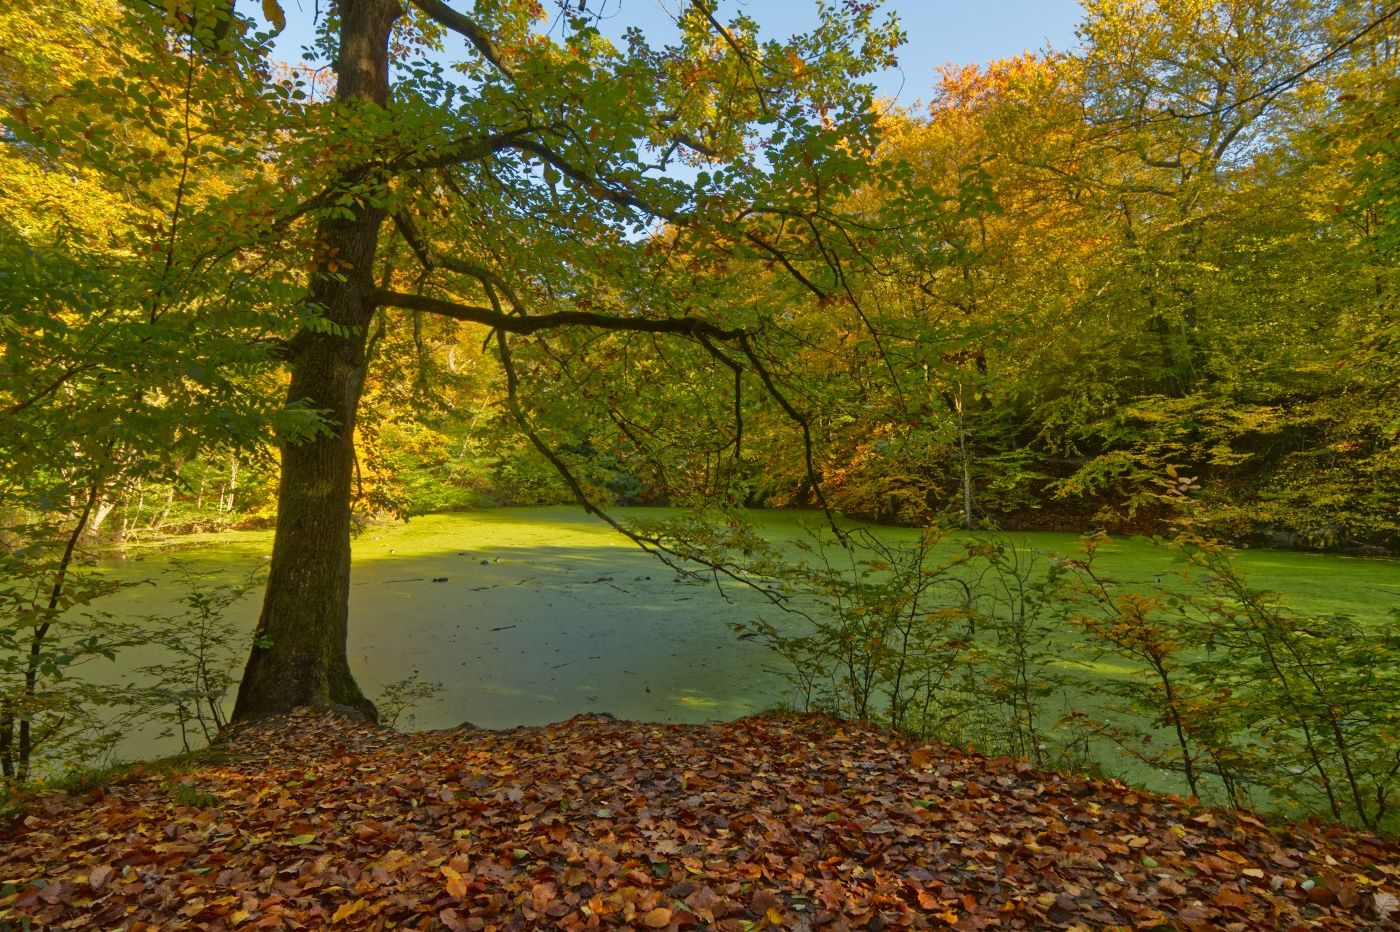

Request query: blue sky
[
  {"left": 580, "top": 1, "right": 1084, "bottom": 107},
  {"left": 272, "top": 1, "right": 1084, "bottom": 108}
]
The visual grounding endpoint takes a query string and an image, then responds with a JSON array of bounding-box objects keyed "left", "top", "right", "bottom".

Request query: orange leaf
[
  {"left": 1213, "top": 888, "right": 1251, "bottom": 910},
  {"left": 531, "top": 882, "right": 557, "bottom": 909},
  {"left": 643, "top": 907, "right": 672, "bottom": 927}
]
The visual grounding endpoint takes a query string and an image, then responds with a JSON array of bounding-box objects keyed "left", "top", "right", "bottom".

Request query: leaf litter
[{"left": 2, "top": 709, "right": 1397, "bottom": 930}]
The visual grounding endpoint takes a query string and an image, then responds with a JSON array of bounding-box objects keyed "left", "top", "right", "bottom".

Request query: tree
[{"left": 208, "top": 0, "right": 922, "bottom": 721}]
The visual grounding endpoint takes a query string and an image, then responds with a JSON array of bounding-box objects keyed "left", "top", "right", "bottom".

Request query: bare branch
[
  {"left": 407, "top": 0, "right": 512, "bottom": 76},
  {"left": 494, "top": 326, "right": 800, "bottom": 611},
  {"left": 735, "top": 333, "right": 839, "bottom": 532},
  {"left": 507, "top": 137, "right": 677, "bottom": 221},
  {"left": 696, "top": 333, "right": 744, "bottom": 461},
  {"left": 396, "top": 128, "right": 534, "bottom": 172},
  {"left": 1, "top": 362, "right": 102, "bottom": 419}
]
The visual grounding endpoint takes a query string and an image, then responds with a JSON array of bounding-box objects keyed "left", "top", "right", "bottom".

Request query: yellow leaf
[
  {"left": 261, "top": 0, "right": 286, "bottom": 33},
  {"left": 331, "top": 898, "right": 366, "bottom": 923}
]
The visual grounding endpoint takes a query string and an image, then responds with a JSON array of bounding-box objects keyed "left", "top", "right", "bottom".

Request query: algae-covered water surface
[{"left": 91, "top": 507, "right": 1397, "bottom": 763}]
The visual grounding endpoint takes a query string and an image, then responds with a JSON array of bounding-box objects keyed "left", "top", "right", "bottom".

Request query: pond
[{"left": 89, "top": 507, "right": 1398, "bottom": 765}]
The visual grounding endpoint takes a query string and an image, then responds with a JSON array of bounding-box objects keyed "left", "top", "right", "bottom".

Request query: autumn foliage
[{"left": 2, "top": 709, "right": 1397, "bottom": 929}]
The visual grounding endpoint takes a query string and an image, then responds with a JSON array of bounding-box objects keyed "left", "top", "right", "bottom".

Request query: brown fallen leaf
[
  {"left": 911, "top": 745, "right": 938, "bottom": 768},
  {"left": 0, "top": 711, "right": 1393, "bottom": 932},
  {"left": 642, "top": 906, "right": 672, "bottom": 927},
  {"left": 439, "top": 907, "right": 469, "bottom": 932},
  {"left": 88, "top": 864, "right": 114, "bottom": 891}
]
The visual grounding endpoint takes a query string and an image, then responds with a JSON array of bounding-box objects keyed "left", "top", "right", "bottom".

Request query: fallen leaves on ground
[{"left": 2, "top": 709, "right": 1397, "bottom": 930}]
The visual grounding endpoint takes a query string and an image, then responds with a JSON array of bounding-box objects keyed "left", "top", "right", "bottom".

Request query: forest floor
[{"left": 1, "top": 710, "right": 1397, "bottom": 931}]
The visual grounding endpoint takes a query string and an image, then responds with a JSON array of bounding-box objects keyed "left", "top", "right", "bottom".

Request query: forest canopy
[{"left": 1, "top": 0, "right": 1398, "bottom": 741}]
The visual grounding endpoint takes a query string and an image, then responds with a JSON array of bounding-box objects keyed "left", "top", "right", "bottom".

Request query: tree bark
[{"left": 232, "top": 0, "right": 402, "bottom": 723}]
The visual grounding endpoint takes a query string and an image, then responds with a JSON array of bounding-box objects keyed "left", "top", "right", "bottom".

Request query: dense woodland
[
  {"left": 5, "top": 1, "right": 1397, "bottom": 550},
  {"left": 2, "top": 0, "right": 1400, "bottom": 827}
]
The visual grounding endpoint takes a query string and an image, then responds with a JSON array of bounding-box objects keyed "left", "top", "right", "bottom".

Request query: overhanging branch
[{"left": 375, "top": 288, "right": 747, "bottom": 341}]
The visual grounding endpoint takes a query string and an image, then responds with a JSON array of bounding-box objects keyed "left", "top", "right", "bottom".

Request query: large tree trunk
[{"left": 232, "top": 0, "right": 401, "bottom": 723}]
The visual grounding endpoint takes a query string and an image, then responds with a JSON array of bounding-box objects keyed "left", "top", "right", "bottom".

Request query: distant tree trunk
[
  {"left": 955, "top": 386, "right": 973, "bottom": 530},
  {"left": 220, "top": 455, "right": 238, "bottom": 513},
  {"left": 88, "top": 499, "right": 118, "bottom": 535},
  {"left": 150, "top": 483, "right": 175, "bottom": 531},
  {"left": 232, "top": 0, "right": 401, "bottom": 723}
]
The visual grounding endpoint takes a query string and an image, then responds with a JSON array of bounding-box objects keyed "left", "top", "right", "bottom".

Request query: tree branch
[
  {"left": 391, "top": 212, "right": 527, "bottom": 313},
  {"left": 689, "top": 0, "right": 771, "bottom": 117},
  {"left": 743, "top": 231, "right": 828, "bottom": 300},
  {"left": 494, "top": 327, "right": 802, "bottom": 610},
  {"left": 375, "top": 289, "right": 747, "bottom": 341},
  {"left": 507, "top": 137, "right": 678, "bottom": 221},
  {"left": 406, "top": 0, "right": 512, "bottom": 76}
]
